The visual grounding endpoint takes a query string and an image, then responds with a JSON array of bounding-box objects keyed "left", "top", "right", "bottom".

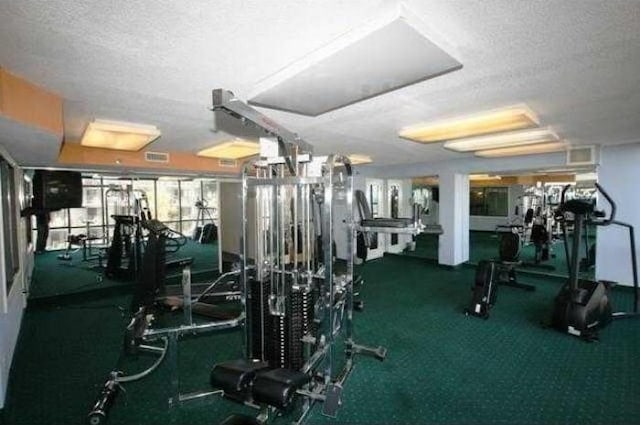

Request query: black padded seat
[
  {"left": 499, "top": 232, "right": 520, "bottom": 262},
  {"left": 210, "top": 359, "right": 269, "bottom": 398},
  {"left": 252, "top": 368, "right": 310, "bottom": 410},
  {"left": 218, "top": 414, "right": 262, "bottom": 425}
]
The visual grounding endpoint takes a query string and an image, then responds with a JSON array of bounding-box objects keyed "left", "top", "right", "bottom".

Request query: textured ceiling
[{"left": 0, "top": 0, "right": 639, "bottom": 166}]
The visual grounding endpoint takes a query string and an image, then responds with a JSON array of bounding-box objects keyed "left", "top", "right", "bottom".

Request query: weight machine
[
  {"left": 88, "top": 217, "right": 243, "bottom": 425},
  {"left": 193, "top": 199, "right": 218, "bottom": 244},
  {"left": 88, "top": 89, "right": 387, "bottom": 425},
  {"left": 549, "top": 183, "right": 639, "bottom": 341},
  {"left": 104, "top": 185, "right": 152, "bottom": 280},
  {"left": 209, "top": 89, "right": 386, "bottom": 425}
]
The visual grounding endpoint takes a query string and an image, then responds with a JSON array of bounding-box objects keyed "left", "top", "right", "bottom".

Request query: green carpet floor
[
  {"left": 28, "top": 240, "right": 219, "bottom": 300},
  {"left": 2, "top": 255, "right": 639, "bottom": 425}
]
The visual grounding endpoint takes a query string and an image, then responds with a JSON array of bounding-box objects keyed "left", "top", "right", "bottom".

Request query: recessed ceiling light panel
[
  {"left": 475, "top": 141, "right": 568, "bottom": 158},
  {"left": 444, "top": 127, "right": 557, "bottom": 152},
  {"left": 249, "top": 14, "right": 461, "bottom": 116},
  {"left": 197, "top": 139, "right": 260, "bottom": 159},
  {"left": 400, "top": 105, "right": 539, "bottom": 144},
  {"left": 469, "top": 174, "right": 501, "bottom": 180},
  {"left": 347, "top": 154, "right": 373, "bottom": 165},
  {"left": 81, "top": 119, "right": 161, "bottom": 151}
]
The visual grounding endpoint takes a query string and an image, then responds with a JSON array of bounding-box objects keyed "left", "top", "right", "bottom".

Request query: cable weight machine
[
  {"left": 209, "top": 89, "right": 386, "bottom": 424},
  {"left": 87, "top": 89, "right": 386, "bottom": 425}
]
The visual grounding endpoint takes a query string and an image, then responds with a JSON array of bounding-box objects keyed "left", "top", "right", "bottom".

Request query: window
[
  {"left": 470, "top": 187, "right": 509, "bottom": 216},
  {"left": 369, "top": 184, "right": 381, "bottom": 218},
  {"left": 69, "top": 184, "right": 103, "bottom": 235},
  {"left": 179, "top": 180, "right": 201, "bottom": 235},
  {"left": 1, "top": 158, "right": 20, "bottom": 292},
  {"left": 132, "top": 179, "right": 155, "bottom": 216},
  {"left": 156, "top": 179, "right": 180, "bottom": 230},
  {"left": 202, "top": 180, "right": 218, "bottom": 220},
  {"left": 32, "top": 175, "right": 219, "bottom": 249}
]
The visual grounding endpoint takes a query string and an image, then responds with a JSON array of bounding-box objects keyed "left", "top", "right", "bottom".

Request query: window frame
[
  {"left": 32, "top": 176, "right": 220, "bottom": 251},
  {"left": 0, "top": 151, "right": 22, "bottom": 313},
  {"left": 470, "top": 186, "right": 509, "bottom": 217}
]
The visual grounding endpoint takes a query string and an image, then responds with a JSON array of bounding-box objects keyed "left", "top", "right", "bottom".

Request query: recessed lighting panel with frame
[
  {"left": 444, "top": 127, "right": 558, "bottom": 152},
  {"left": 400, "top": 105, "right": 539, "bottom": 144},
  {"left": 81, "top": 119, "right": 161, "bottom": 151}
]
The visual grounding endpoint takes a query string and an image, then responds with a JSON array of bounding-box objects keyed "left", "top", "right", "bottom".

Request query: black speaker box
[{"left": 32, "top": 170, "right": 83, "bottom": 210}]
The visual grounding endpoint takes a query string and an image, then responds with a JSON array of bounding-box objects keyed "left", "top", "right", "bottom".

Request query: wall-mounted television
[{"left": 32, "top": 170, "right": 83, "bottom": 210}]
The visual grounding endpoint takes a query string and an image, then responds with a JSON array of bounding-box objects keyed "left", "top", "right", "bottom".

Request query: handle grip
[
  {"left": 595, "top": 182, "right": 616, "bottom": 224},
  {"left": 560, "top": 184, "right": 571, "bottom": 205}
]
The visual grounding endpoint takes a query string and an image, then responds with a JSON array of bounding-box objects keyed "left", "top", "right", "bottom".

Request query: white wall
[
  {"left": 596, "top": 143, "right": 640, "bottom": 286},
  {"left": 470, "top": 216, "right": 507, "bottom": 232},
  {"left": 438, "top": 172, "right": 469, "bottom": 265},
  {"left": 362, "top": 152, "right": 567, "bottom": 180},
  {"left": 0, "top": 280, "right": 28, "bottom": 408},
  {"left": 360, "top": 153, "right": 566, "bottom": 265},
  {"left": 397, "top": 179, "right": 414, "bottom": 250},
  {"left": 0, "top": 153, "right": 31, "bottom": 408}
]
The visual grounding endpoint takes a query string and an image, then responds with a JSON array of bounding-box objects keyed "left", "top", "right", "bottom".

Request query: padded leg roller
[
  {"left": 252, "top": 368, "right": 310, "bottom": 410},
  {"left": 210, "top": 359, "right": 269, "bottom": 400}
]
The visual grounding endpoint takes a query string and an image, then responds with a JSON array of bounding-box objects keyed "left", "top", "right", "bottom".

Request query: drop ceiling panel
[{"left": 249, "top": 17, "right": 462, "bottom": 116}]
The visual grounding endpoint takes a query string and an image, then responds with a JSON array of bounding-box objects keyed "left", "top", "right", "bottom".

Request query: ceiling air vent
[
  {"left": 567, "top": 146, "right": 596, "bottom": 166},
  {"left": 219, "top": 159, "right": 238, "bottom": 168},
  {"left": 145, "top": 151, "right": 170, "bottom": 163}
]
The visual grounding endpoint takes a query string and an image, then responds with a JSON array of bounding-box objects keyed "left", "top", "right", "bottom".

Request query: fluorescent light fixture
[
  {"left": 399, "top": 105, "right": 539, "bottom": 144},
  {"left": 576, "top": 172, "right": 597, "bottom": 182},
  {"left": 197, "top": 139, "right": 260, "bottom": 159},
  {"left": 469, "top": 174, "right": 501, "bottom": 181},
  {"left": 444, "top": 128, "right": 558, "bottom": 152},
  {"left": 347, "top": 154, "right": 373, "bottom": 165},
  {"left": 475, "top": 141, "right": 568, "bottom": 158},
  {"left": 81, "top": 119, "right": 161, "bottom": 151}
]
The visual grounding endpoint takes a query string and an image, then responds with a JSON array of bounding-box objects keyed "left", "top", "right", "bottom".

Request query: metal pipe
[
  {"left": 182, "top": 265, "right": 192, "bottom": 327},
  {"left": 115, "top": 337, "right": 169, "bottom": 383},
  {"left": 144, "top": 314, "right": 244, "bottom": 338},
  {"left": 302, "top": 346, "right": 328, "bottom": 374},
  {"left": 194, "top": 270, "right": 242, "bottom": 303},
  {"left": 570, "top": 214, "right": 583, "bottom": 291}
]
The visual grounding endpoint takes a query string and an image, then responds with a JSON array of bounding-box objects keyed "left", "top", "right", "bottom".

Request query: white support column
[
  {"left": 438, "top": 172, "right": 470, "bottom": 266},
  {"left": 596, "top": 143, "right": 640, "bottom": 286}
]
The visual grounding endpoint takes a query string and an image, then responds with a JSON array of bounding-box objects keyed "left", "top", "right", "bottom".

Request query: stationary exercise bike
[
  {"left": 550, "top": 183, "right": 639, "bottom": 341},
  {"left": 465, "top": 227, "right": 535, "bottom": 319}
]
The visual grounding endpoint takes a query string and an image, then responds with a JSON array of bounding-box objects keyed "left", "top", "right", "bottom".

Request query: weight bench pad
[
  {"left": 252, "top": 368, "right": 310, "bottom": 409},
  {"left": 210, "top": 359, "right": 269, "bottom": 397}
]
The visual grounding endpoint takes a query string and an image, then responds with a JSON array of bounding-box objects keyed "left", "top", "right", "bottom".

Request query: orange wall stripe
[
  {"left": 58, "top": 142, "right": 242, "bottom": 175},
  {"left": 0, "top": 68, "right": 63, "bottom": 136}
]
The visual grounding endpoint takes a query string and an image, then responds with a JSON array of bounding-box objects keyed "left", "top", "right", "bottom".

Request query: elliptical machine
[{"left": 550, "top": 183, "right": 639, "bottom": 341}]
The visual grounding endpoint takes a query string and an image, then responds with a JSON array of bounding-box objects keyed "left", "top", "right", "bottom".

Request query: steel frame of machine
[
  {"left": 211, "top": 89, "right": 386, "bottom": 423},
  {"left": 88, "top": 89, "right": 386, "bottom": 425}
]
